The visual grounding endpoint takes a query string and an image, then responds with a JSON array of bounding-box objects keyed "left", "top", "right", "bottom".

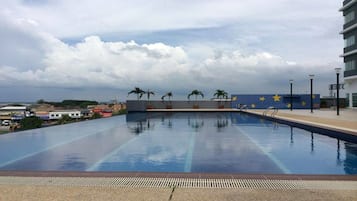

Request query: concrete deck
[{"left": 245, "top": 109, "right": 357, "bottom": 137}]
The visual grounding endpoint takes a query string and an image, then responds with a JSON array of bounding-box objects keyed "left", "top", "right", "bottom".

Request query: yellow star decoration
[
  {"left": 301, "top": 101, "right": 306, "bottom": 106},
  {"left": 272, "top": 94, "right": 281, "bottom": 102},
  {"left": 251, "top": 104, "right": 256, "bottom": 108},
  {"left": 259, "top": 97, "right": 265, "bottom": 101},
  {"left": 232, "top": 96, "right": 237, "bottom": 101},
  {"left": 287, "top": 103, "right": 291, "bottom": 108},
  {"left": 312, "top": 95, "right": 316, "bottom": 99}
]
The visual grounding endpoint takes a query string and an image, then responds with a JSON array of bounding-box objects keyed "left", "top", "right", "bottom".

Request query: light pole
[
  {"left": 335, "top": 68, "right": 341, "bottom": 116},
  {"left": 309, "top": 74, "right": 314, "bottom": 113},
  {"left": 289, "top": 79, "right": 293, "bottom": 111}
]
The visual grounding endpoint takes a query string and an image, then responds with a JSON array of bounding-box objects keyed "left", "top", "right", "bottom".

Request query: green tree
[
  {"left": 161, "top": 92, "right": 173, "bottom": 101},
  {"left": 58, "top": 114, "right": 72, "bottom": 124},
  {"left": 213, "top": 89, "right": 228, "bottom": 99},
  {"left": 187, "top": 90, "right": 204, "bottom": 100},
  {"left": 128, "top": 87, "right": 145, "bottom": 100},
  {"left": 214, "top": 89, "right": 229, "bottom": 108},
  {"left": 20, "top": 116, "right": 43, "bottom": 130},
  {"left": 91, "top": 112, "right": 102, "bottom": 119},
  {"left": 145, "top": 89, "right": 155, "bottom": 100}
]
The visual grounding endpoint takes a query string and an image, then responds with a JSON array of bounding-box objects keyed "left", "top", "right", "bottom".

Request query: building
[
  {"left": 340, "top": 0, "right": 357, "bottom": 108},
  {"left": 48, "top": 110, "right": 81, "bottom": 120},
  {"left": 0, "top": 106, "right": 31, "bottom": 121},
  {"left": 231, "top": 94, "right": 320, "bottom": 109}
]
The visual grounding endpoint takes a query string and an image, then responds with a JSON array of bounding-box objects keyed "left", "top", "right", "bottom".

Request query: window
[
  {"left": 345, "top": 35, "right": 355, "bottom": 47},
  {"left": 353, "top": 93, "right": 357, "bottom": 107},
  {"left": 345, "top": 60, "right": 356, "bottom": 71},
  {"left": 345, "top": 11, "right": 355, "bottom": 24},
  {"left": 71, "top": 113, "right": 74, "bottom": 116},
  {"left": 56, "top": 114, "right": 59, "bottom": 117},
  {"left": 51, "top": 114, "right": 54, "bottom": 117}
]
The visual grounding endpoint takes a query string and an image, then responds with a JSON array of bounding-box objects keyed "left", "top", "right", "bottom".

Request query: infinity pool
[{"left": 0, "top": 112, "right": 356, "bottom": 174}]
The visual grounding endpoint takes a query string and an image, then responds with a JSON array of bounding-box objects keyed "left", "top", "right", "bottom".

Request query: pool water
[{"left": 0, "top": 112, "right": 356, "bottom": 174}]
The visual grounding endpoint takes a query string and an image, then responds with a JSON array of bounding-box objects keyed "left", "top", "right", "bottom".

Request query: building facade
[
  {"left": 230, "top": 94, "right": 320, "bottom": 109},
  {"left": 340, "top": 0, "right": 357, "bottom": 108},
  {"left": 48, "top": 110, "right": 81, "bottom": 120}
]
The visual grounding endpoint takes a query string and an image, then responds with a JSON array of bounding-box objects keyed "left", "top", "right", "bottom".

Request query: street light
[
  {"left": 289, "top": 79, "right": 293, "bottom": 111},
  {"left": 309, "top": 74, "right": 314, "bottom": 113},
  {"left": 335, "top": 68, "right": 341, "bottom": 116}
]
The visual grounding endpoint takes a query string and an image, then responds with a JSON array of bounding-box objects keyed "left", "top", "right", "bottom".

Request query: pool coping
[{"left": 0, "top": 171, "right": 356, "bottom": 181}]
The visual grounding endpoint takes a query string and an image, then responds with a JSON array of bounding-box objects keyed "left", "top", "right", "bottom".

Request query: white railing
[{"left": 263, "top": 106, "right": 278, "bottom": 117}]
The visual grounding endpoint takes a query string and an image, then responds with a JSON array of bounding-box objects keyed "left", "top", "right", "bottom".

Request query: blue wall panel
[{"left": 231, "top": 94, "right": 320, "bottom": 109}]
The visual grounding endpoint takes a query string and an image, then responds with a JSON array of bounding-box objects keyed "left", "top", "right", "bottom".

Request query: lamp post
[
  {"left": 335, "top": 68, "right": 341, "bottom": 116},
  {"left": 289, "top": 79, "right": 293, "bottom": 111},
  {"left": 309, "top": 74, "right": 314, "bottom": 113}
]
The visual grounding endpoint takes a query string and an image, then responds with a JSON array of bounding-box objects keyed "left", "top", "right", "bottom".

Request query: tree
[
  {"left": 213, "top": 89, "right": 228, "bottom": 100},
  {"left": 145, "top": 89, "right": 155, "bottom": 100},
  {"left": 161, "top": 92, "right": 173, "bottom": 101},
  {"left": 58, "top": 114, "right": 72, "bottom": 124},
  {"left": 36, "top": 99, "right": 45, "bottom": 104},
  {"left": 161, "top": 92, "right": 173, "bottom": 109},
  {"left": 91, "top": 112, "right": 102, "bottom": 119},
  {"left": 128, "top": 87, "right": 145, "bottom": 100},
  {"left": 187, "top": 90, "right": 204, "bottom": 100},
  {"left": 20, "top": 116, "right": 43, "bottom": 130},
  {"left": 214, "top": 89, "right": 229, "bottom": 109}
]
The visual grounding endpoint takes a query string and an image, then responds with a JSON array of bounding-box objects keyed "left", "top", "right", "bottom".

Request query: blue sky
[{"left": 0, "top": 0, "right": 344, "bottom": 102}]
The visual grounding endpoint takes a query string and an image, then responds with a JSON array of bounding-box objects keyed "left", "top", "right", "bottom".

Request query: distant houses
[{"left": 0, "top": 102, "right": 127, "bottom": 128}]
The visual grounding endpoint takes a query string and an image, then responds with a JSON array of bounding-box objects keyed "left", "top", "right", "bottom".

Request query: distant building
[
  {"left": 49, "top": 110, "right": 81, "bottom": 120},
  {"left": 0, "top": 106, "right": 31, "bottom": 121},
  {"left": 88, "top": 104, "right": 113, "bottom": 118},
  {"left": 340, "top": 0, "right": 357, "bottom": 108},
  {"left": 31, "top": 103, "right": 56, "bottom": 120},
  {"left": 231, "top": 94, "right": 320, "bottom": 109}
]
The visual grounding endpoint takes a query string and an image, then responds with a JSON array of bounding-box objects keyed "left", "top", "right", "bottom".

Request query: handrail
[
  {"left": 239, "top": 104, "right": 248, "bottom": 111},
  {"left": 263, "top": 106, "right": 278, "bottom": 116}
]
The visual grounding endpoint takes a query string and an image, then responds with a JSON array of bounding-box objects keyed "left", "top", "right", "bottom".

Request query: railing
[
  {"left": 263, "top": 106, "right": 278, "bottom": 117},
  {"left": 238, "top": 104, "right": 248, "bottom": 111}
]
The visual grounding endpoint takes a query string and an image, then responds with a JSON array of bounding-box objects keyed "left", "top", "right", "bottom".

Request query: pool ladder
[
  {"left": 239, "top": 104, "right": 248, "bottom": 111},
  {"left": 263, "top": 106, "right": 278, "bottom": 117}
]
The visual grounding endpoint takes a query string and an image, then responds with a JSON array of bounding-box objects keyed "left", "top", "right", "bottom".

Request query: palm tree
[
  {"left": 145, "top": 89, "right": 155, "bottom": 100},
  {"left": 188, "top": 90, "right": 204, "bottom": 109},
  {"left": 161, "top": 92, "right": 173, "bottom": 101},
  {"left": 145, "top": 89, "right": 155, "bottom": 109},
  {"left": 213, "top": 89, "right": 229, "bottom": 109},
  {"left": 187, "top": 90, "right": 204, "bottom": 100},
  {"left": 161, "top": 92, "right": 173, "bottom": 109},
  {"left": 213, "top": 89, "right": 228, "bottom": 100},
  {"left": 128, "top": 87, "right": 145, "bottom": 100}
]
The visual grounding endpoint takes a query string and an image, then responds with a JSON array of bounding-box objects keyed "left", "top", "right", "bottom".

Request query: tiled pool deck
[{"left": 0, "top": 109, "right": 356, "bottom": 200}]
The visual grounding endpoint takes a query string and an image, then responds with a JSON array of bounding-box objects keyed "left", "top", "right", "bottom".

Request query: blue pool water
[{"left": 0, "top": 112, "right": 356, "bottom": 174}]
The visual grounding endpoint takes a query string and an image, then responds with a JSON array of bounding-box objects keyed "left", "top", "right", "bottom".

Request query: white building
[
  {"left": 49, "top": 110, "right": 82, "bottom": 120},
  {"left": 340, "top": 0, "right": 357, "bottom": 108}
]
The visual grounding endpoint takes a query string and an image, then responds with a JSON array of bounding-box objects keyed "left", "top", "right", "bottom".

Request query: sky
[{"left": 0, "top": 0, "right": 344, "bottom": 102}]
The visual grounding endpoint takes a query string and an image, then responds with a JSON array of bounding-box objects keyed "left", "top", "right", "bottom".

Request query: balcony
[
  {"left": 341, "top": 0, "right": 357, "bottom": 11},
  {"left": 344, "top": 69, "right": 357, "bottom": 77},
  {"left": 344, "top": 0, "right": 353, "bottom": 6}
]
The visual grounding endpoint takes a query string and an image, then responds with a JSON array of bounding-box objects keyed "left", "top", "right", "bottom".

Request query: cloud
[
  {"left": 0, "top": 0, "right": 344, "bottom": 101},
  {"left": 0, "top": 30, "right": 338, "bottom": 100}
]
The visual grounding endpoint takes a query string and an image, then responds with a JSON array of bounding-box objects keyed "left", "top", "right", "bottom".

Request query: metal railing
[{"left": 263, "top": 106, "right": 278, "bottom": 117}]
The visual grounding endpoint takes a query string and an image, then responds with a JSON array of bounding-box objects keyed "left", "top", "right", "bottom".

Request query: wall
[
  {"left": 127, "top": 100, "right": 232, "bottom": 112},
  {"left": 231, "top": 94, "right": 320, "bottom": 109}
]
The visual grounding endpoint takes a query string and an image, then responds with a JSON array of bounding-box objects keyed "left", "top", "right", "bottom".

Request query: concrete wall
[
  {"left": 127, "top": 100, "right": 232, "bottom": 112},
  {"left": 231, "top": 94, "right": 321, "bottom": 109}
]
